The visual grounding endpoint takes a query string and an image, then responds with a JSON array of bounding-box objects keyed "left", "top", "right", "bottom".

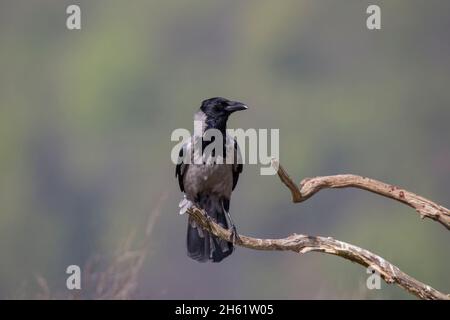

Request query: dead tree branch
[
  {"left": 272, "top": 159, "right": 450, "bottom": 230},
  {"left": 187, "top": 207, "right": 449, "bottom": 300},
  {"left": 186, "top": 161, "right": 450, "bottom": 300}
]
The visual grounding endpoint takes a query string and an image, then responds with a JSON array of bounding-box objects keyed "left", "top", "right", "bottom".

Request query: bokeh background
[{"left": 1, "top": 0, "right": 449, "bottom": 299}]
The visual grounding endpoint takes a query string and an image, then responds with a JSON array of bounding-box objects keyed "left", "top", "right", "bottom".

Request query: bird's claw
[{"left": 230, "top": 226, "right": 241, "bottom": 244}]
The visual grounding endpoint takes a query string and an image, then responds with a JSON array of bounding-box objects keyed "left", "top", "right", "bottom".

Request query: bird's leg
[
  {"left": 193, "top": 194, "right": 210, "bottom": 219},
  {"left": 223, "top": 206, "right": 241, "bottom": 244}
]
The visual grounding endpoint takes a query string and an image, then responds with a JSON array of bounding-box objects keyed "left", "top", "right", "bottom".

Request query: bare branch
[
  {"left": 272, "top": 159, "right": 450, "bottom": 230},
  {"left": 185, "top": 161, "right": 450, "bottom": 299},
  {"left": 187, "top": 207, "right": 449, "bottom": 300}
]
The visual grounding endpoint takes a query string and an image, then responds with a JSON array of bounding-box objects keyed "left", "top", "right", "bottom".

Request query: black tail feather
[{"left": 186, "top": 195, "right": 233, "bottom": 262}]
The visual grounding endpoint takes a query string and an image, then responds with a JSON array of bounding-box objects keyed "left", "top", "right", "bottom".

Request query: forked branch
[{"left": 186, "top": 161, "right": 450, "bottom": 300}]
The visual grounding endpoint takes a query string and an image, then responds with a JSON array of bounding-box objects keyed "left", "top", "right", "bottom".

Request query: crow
[{"left": 176, "top": 97, "right": 247, "bottom": 262}]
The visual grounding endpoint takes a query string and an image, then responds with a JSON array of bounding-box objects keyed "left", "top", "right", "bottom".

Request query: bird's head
[{"left": 199, "top": 97, "right": 247, "bottom": 131}]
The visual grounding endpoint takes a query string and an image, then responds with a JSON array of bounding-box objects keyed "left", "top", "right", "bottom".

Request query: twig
[{"left": 272, "top": 159, "right": 450, "bottom": 230}]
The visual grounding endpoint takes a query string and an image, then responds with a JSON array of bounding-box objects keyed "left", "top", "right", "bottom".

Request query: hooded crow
[{"left": 176, "top": 97, "right": 247, "bottom": 262}]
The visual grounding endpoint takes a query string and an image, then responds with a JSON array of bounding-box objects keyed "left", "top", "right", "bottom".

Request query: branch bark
[
  {"left": 272, "top": 159, "right": 450, "bottom": 230},
  {"left": 187, "top": 207, "right": 449, "bottom": 300},
  {"left": 186, "top": 161, "right": 450, "bottom": 300}
]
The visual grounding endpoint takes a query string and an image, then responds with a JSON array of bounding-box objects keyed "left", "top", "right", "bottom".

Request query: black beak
[{"left": 225, "top": 101, "right": 248, "bottom": 113}]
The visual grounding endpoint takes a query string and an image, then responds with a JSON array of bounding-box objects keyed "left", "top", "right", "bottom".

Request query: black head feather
[{"left": 200, "top": 97, "right": 247, "bottom": 132}]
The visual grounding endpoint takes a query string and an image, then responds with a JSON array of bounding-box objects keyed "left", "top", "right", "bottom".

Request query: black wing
[
  {"left": 175, "top": 146, "right": 187, "bottom": 192},
  {"left": 232, "top": 138, "right": 243, "bottom": 191}
]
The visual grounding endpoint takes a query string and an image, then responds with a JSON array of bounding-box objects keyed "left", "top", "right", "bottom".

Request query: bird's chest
[{"left": 184, "top": 164, "right": 233, "bottom": 198}]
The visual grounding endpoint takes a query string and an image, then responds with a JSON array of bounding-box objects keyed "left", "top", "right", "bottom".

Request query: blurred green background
[{"left": 0, "top": 0, "right": 449, "bottom": 299}]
